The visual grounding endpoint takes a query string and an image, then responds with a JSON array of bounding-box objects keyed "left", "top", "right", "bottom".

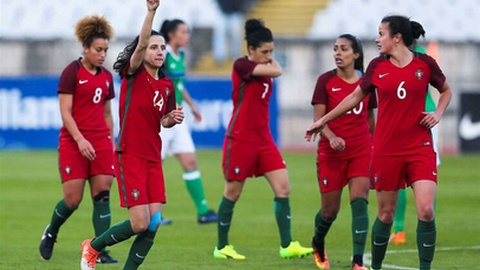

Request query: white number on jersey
[
  {"left": 397, "top": 81, "right": 407, "bottom": 100},
  {"left": 346, "top": 101, "right": 364, "bottom": 115},
  {"left": 153, "top": 91, "right": 164, "bottom": 111},
  {"left": 93, "top": 88, "right": 102, "bottom": 104},
  {"left": 261, "top": 83, "right": 269, "bottom": 99}
]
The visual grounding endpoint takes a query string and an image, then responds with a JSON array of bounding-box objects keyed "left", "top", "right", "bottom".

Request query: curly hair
[{"left": 75, "top": 15, "right": 114, "bottom": 47}]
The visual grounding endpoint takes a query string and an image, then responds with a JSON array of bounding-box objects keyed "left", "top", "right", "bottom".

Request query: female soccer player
[
  {"left": 390, "top": 29, "right": 441, "bottom": 245},
  {"left": 80, "top": 1, "right": 184, "bottom": 269},
  {"left": 213, "top": 18, "right": 313, "bottom": 260},
  {"left": 305, "top": 15, "right": 452, "bottom": 270},
  {"left": 39, "top": 15, "right": 117, "bottom": 264},
  {"left": 310, "top": 34, "right": 375, "bottom": 270},
  {"left": 159, "top": 19, "right": 217, "bottom": 224}
]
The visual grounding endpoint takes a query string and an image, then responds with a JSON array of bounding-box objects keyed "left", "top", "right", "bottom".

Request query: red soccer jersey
[
  {"left": 226, "top": 57, "right": 274, "bottom": 143},
  {"left": 116, "top": 65, "right": 176, "bottom": 162},
  {"left": 312, "top": 70, "right": 376, "bottom": 159},
  {"left": 360, "top": 53, "right": 446, "bottom": 155},
  {"left": 57, "top": 59, "right": 114, "bottom": 137}
]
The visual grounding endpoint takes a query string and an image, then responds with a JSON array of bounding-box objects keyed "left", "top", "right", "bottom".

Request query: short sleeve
[
  {"left": 165, "top": 79, "right": 176, "bottom": 114},
  {"left": 367, "top": 90, "right": 378, "bottom": 109},
  {"left": 104, "top": 69, "right": 115, "bottom": 100},
  {"left": 311, "top": 71, "right": 333, "bottom": 105},
  {"left": 419, "top": 54, "right": 446, "bottom": 90},
  {"left": 360, "top": 56, "right": 384, "bottom": 94},
  {"left": 57, "top": 61, "right": 79, "bottom": 95},
  {"left": 233, "top": 57, "right": 257, "bottom": 80}
]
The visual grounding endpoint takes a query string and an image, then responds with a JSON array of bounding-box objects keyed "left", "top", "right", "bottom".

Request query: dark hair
[
  {"left": 381, "top": 15, "right": 425, "bottom": 47},
  {"left": 338, "top": 34, "right": 364, "bottom": 72},
  {"left": 113, "top": 30, "right": 162, "bottom": 78},
  {"left": 75, "top": 15, "right": 114, "bottom": 47},
  {"left": 244, "top": 18, "right": 273, "bottom": 49},
  {"left": 159, "top": 19, "right": 185, "bottom": 44}
]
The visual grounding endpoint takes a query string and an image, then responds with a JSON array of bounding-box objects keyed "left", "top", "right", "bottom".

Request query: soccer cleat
[
  {"left": 280, "top": 241, "right": 314, "bottom": 259},
  {"left": 352, "top": 262, "right": 368, "bottom": 270},
  {"left": 161, "top": 217, "right": 172, "bottom": 226},
  {"left": 312, "top": 238, "right": 329, "bottom": 269},
  {"left": 96, "top": 249, "right": 118, "bottom": 264},
  {"left": 198, "top": 209, "right": 218, "bottom": 224},
  {"left": 80, "top": 239, "right": 99, "bottom": 270},
  {"left": 389, "top": 231, "right": 406, "bottom": 245},
  {"left": 39, "top": 225, "right": 57, "bottom": 260},
  {"left": 213, "top": 245, "right": 246, "bottom": 260}
]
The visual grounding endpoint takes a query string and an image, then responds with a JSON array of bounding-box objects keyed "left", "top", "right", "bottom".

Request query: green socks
[
  {"left": 91, "top": 220, "right": 135, "bottom": 251},
  {"left": 48, "top": 199, "right": 74, "bottom": 235},
  {"left": 124, "top": 230, "right": 157, "bottom": 270},
  {"left": 313, "top": 210, "right": 334, "bottom": 247},
  {"left": 93, "top": 200, "right": 111, "bottom": 237},
  {"left": 274, "top": 197, "right": 292, "bottom": 248},
  {"left": 371, "top": 217, "right": 392, "bottom": 269},
  {"left": 417, "top": 219, "right": 436, "bottom": 270},
  {"left": 351, "top": 198, "right": 369, "bottom": 263},
  {"left": 183, "top": 170, "right": 210, "bottom": 216},
  {"left": 217, "top": 196, "right": 235, "bottom": 249},
  {"left": 394, "top": 188, "right": 407, "bottom": 233}
]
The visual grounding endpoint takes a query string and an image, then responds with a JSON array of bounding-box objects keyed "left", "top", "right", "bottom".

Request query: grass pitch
[{"left": 0, "top": 150, "right": 479, "bottom": 269}]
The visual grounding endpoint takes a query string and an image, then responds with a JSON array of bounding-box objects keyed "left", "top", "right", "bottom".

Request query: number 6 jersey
[{"left": 360, "top": 53, "right": 446, "bottom": 155}]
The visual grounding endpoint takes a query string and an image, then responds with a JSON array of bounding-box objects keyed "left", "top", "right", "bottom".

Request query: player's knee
[
  {"left": 148, "top": 211, "right": 162, "bottom": 232},
  {"left": 93, "top": 190, "right": 110, "bottom": 202},
  {"left": 321, "top": 207, "right": 339, "bottom": 220},
  {"left": 64, "top": 194, "right": 82, "bottom": 210},
  {"left": 418, "top": 205, "right": 435, "bottom": 221}
]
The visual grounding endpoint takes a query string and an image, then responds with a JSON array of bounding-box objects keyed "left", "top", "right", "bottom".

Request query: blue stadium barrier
[{"left": 0, "top": 76, "right": 279, "bottom": 150}]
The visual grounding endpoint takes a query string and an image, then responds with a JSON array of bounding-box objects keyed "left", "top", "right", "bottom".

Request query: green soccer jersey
[
  {"left": 415, "top": 45, "right": 436, "bottom": 112},
  {"left": 164, "top": 45, "right": 186, "bottom": 105}
]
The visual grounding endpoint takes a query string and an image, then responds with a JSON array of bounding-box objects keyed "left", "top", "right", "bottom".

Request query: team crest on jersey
[
  {"left": 322, "top": 178, "right": 328, "bottom": 186},
  {"left": 65, "top": 166, "right": 71, "bottom": 175},
  {"left": 415, "top": 69, "right": 424, "bottom": 80},
  {"left": 131, "top": 189, "right": 140, "bottom": 201},
  {"left": 165, "top": 88, "right": 170, "bottom": 97}
]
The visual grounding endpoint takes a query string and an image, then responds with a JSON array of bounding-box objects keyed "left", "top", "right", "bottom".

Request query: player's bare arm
[
  {"left": 182, "top": 89, "right": 202, "bottom": 122},
  {"left": 162, "top": 106, "right": 184, "bottom": 128},
  {"left": 420, "top": 81, "right": 452, "bottom": 129},
  {"left": 313, "top": 104, "right": 345, "bottom": 151},
  {"left": 251, "top": 58, "right": 282, "bottom": 78}
]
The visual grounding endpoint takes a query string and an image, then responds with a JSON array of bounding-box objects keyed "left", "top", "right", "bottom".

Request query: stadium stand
[{"left": 308, "top": 0, "right": 480, "bottom": 41}]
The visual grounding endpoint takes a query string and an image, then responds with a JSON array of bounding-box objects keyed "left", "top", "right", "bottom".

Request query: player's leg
[
  {"left": 124, "top": 203, "right": 163, "bottom": 269},
  {"left": 348, "top": 176, "right": 369, "bottom": 269},
  {"left": 89, "top": 173, "right": 117, "bottom": 263},
  {"left": 214, "top": 180, "right": 246, "bottom": 259},
  {"left": 412, "top": 180, "right": 436, "bottom": 270},
  {"left": 346, "top": 154, "right": 370, "bottom": 269},
  {"left": 370, "top": 155, "right": 404, "bottom": 270},
  {"left": 312, "top": 158, "right": 347, "bottom": 268},
  {"left": 390, "top": 188, "right": 407, "bottom": 244}
]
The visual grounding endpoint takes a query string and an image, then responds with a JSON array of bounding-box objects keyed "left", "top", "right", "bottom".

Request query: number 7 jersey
[
  {"left": 226, "top": 57, "right": 274, "bottom": 143},
  {"left": 360, "top": 53, "right": 446, "bottom": 155}
]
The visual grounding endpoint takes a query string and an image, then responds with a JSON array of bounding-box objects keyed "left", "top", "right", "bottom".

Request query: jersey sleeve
[
  {"left": 311, "top": 71, "right": 332, "bottom": 105},
  {"left": 105, "top": 69, "right": 115, "bottom": 100},
  {"left": 367, "top": 90, "right": 378, "bottom": 109},
  {"left": 420, "top": 54, "right": 446, "bottom": 90},
  {"left": 57, "top": 61, "right": 79, "bottom": 94},
  {"left": 233, "top": 57, "right": 257, "bottom": 80},
  {"left": 360, "top": 56, "right": 384, "bottom": 94},
  {"left": 165, "top": 80, "right": 176, "bottom": 114}
]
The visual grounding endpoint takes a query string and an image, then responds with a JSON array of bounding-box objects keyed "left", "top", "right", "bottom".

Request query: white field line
[{"left": 363, "top": 245, "right": 480, "bottom": 270}]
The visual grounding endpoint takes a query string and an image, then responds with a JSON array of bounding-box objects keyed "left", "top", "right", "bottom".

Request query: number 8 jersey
[
  {"left": 58, "top": 58, "right": 115, "bottom": 136},
  {"left": 226, "top": 57, "right": 274, "bottom": 143},
  {"left": 360, "top": 53, "right": 446, "bottom": 155}
]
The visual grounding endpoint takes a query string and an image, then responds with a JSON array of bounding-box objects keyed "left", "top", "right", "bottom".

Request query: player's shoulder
[
  {"left": 317, "top": 69, "right": 336, "bottom": 82},
  {"left": 62, "top": 58, "right": 81, "bottom": 74},
  {"left": 415, "top": 52, "right": 437, "bottom": 66}
]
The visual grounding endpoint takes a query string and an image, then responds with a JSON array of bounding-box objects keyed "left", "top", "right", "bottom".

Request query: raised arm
[
  {"left": 251, "top": 59, "right": 282, "bottom": 78},
  {"left": 128, "top": 0, "right": 160, "bottom": 74}
]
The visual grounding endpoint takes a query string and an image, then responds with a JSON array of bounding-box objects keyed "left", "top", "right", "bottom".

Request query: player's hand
[
  {"left": 170, "top": 106, "right": 185, "bottom": 124},
  {"left": 329, "top": 136, "right": 345, "bottom": 151},
  {"left": 146, "top": 0, "right": 160, "bottom": 11},
  {"left": 191, "top": 106, "right": 202, "bottom": 123},
  {"left": 77, "top": 138, "right": 96, "bottom": 161},
  {"left": 305, "top": 119, "right": 326, "bottom": 142},
  {"left": 420, "top": 112, "right": 440, "bottom": 129}
]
